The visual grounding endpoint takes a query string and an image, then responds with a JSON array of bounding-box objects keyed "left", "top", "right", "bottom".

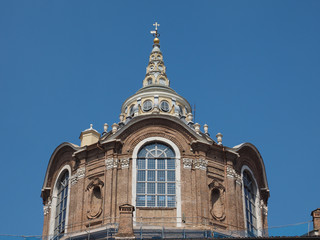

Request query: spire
[{"left": 142, "top": 22, "right": 170, "bottom": 88}]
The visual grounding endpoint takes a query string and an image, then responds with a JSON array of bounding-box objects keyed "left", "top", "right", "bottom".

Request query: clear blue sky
[{"left": 0, "top": 0, "right": 319, "bottom": 237}]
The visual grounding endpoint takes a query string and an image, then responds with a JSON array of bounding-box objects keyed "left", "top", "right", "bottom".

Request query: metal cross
[
  {"left": 153, "top": 22, "right": 160, "bottom": 30},
  {"left": 150, "top": 22, "right": 160, "bottom": 37}
]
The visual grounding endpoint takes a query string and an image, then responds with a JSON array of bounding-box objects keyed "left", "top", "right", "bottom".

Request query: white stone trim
[
  {"left": 48, "top": 165, "right": 72, "bottom": 239},
  {"left": 227, "top": 166, "right": 242, "bottom": 185},
  {"left": 132, "top": 137, "right": 181, "bottom": 227},
  {"left": 241, "top": 165, "right": 263, "bottom": 236},
  {"left": 120, "top": 158, "right": 130, "bottom": 169},
  {"left": 193, "top": 158, "right": 208, "bottom": 171},
  {"left": 182, "top": 158, "right": 193, "bottom": 169},
  {"left": 43, "top": 200, "right": 51, "bottom": 216},
  {"left": 70, "top": 167, "right": 86, "bottom": 186},
  {"left": 105, "top": 158, "right": 118, "bottom": 170}
]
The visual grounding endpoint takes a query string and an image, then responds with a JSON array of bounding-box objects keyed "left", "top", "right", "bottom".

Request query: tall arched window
[
  {"left": 136, "top": 142, "right": 176, "bottom": 208},
  {"left": 243, "top": 170, "right": 257, "bottom": 236},
  {"left": 54, "top": 170, "right": 69, "bottom": 238}
]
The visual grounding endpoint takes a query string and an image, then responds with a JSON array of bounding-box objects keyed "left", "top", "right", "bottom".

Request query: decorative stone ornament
[
  {"left": 105, "top": 158, "right": 118, "bottom": 170},
  {"left": 193, "top": 158, "right": 208, "bottom": 171},
  {"left": 226, "top": 166, "right": 242, "bottom": 185},
  {"left": 182, "top": 158, "right": 193, "bottom": 169},
  {"left": 103, "top": 123, "right": 108, "bottom": 132},
  {"left": 43, "top": 200, "right": 52, "bottom": 216},
  {"left": 70, "top": 167, "right": 86, "bottom": 186},
  {"left": 120, "top": 158, "right": 130, "bottom": 169},
  {"left": 194, "top": 123, "right": 201, "bottom": 134},
  {"left": 187, "top": 113, "right": 193, "bottom": 123},
  {"left": 216, "top": 133, "right": 223, "bottom": 145},
  {"left": 203, "top": 124, "right": 208, "bottom": 134},
  {"left": 112, "top": 123, "right": 119, "bottom": 134}
]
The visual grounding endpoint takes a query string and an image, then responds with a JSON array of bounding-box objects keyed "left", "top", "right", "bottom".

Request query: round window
[
  {"left": 160, "top": 101, "right": 170, "bottom": 112},
  {"left": 143, "top": 100, "right": 153, "bottom": 112}
]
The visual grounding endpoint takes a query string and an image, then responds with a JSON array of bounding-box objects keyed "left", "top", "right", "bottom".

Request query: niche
[
  {"left": 209, "top": 180, "right": 226, "bottom": 221},
  {"left": 86, "top": 178, "right": 104, "bottom": 219}
]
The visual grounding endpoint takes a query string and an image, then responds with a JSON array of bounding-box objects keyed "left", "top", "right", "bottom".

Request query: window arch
[
  {"left": 243, "top": 170, "right": 257, "bottom": 236},
  {"left": 54, "top": 171, "right": 69, "bottom": 238},
  {"left": 136, "top": 142, "right": 176, "bottom": 207},
  {"left": 132, "top": 137, "right": 181, "bottom": 226},
  {"left": 241, "top": 165, "right": 263, "bottom": 237},
  {"left": 49, "top": 165, "right": 71, "bottom": 240}
]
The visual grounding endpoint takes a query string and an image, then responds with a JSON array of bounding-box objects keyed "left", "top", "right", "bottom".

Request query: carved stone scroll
[
  {"left": 209, "top": 180, "right": 226, "bottom": 221},
  {"left": 86, "top": 178, "right": 104, "bottom": 219}
]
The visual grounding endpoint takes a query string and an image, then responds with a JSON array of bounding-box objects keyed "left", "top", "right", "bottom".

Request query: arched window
[
  {"left": 136, "top": 142, "right": 176, "bottom": 207},
  {"left": 243, "top": 170, "right": 257, "bottom": 236},
  {"left": 54, "top": 170, "right": 69, "bottom": 238}
]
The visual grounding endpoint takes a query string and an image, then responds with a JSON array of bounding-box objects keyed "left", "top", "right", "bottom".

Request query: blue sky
[{"left": 0, "top": 0, "right": 319, "bottom": 237}]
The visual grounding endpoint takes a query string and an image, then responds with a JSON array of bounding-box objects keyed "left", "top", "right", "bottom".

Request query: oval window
[
  {"left": 160, "top": 101, "right": 170, "bottom": 112},
  {"left": 143, "top": 100, "right": 153, "bottom": 112}
]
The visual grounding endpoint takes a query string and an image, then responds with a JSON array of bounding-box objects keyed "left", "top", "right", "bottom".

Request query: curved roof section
[
  {"left": 231, "top": 142, "right": 269, "bottom": 191},
  {"left": 41, "top": 142, "right": 80, "bottom": 191}
]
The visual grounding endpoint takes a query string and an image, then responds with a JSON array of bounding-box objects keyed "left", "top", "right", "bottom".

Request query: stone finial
[
  {"left": 194, "top": 123, "right": 200, "bottom": 134},
  {"left": 187, "top": 113, "right": 193, "bottom": 122},
  {"left": 203, "top": 124, "right": 208, "bottom": 134},
  {"left": 90, "top": 123, "right": 93, "bottom": 129},
  {"left": 216, "top": 133, "right": 223, "bottom": 145},
  {"left": 119, "top": 113, "right": 125, "bottom": 122},
  {"left": 104, "top": 123, "right": 108, "bottom": 133},
  {"left": 112, "top": 123, "right": 119, "bottom": 134}
]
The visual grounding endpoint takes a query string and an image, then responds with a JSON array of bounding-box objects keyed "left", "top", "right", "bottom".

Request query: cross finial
[
  {"left": 153, "top": 22, "right": 160, "bottom": 30},
  {"left": 150, "top": 22, "right": 160, "bottom": 38}
]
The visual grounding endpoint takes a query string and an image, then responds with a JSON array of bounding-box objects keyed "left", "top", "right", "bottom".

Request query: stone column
[{"left": 115, "top": 204, "right": 135, "bottom": 239}]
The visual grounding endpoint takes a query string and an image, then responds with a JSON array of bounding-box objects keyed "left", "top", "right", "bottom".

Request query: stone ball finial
[
  {"left": 216, "top": 133, "right": 223, "bottom": 145},
  {"left": 104, "top": 123, "right": 108, "bottom": 132}
]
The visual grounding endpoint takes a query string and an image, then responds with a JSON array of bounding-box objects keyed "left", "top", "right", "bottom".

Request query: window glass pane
[
  {"left": 147, "top": 170, "right": 155, "bottom": 181},
  {"left": 167, "top": 196, "right": 175, "bottom": 207},
  {"left": 137, "top": 183, "right": 145, "bottom": 194},
  {"left": 157, "top": 159, "right": 165, "bottom": 169},
  {"left": 158, "top": 183, "right": 165, "bottom": 194},
  {"left": 147, "top": 183, "right": 155, "bottom": 194},
  {"left": 148, "top": 159, "right": 155, "bottom": 169},
  {"left": 147, "top": 195, "right": 155, "bottom": 207},
  {"left": 167, "top": 171, "right": 175, "bottom": 181},
  {"left": 157, "top": 195, "right": 166, "bottom": 207},
  {"left": 137, "top": 159, "right": 145, "bottom": 169},
  {"left": 167, "top": 159, "right": 175, "bottom": 169},
  {"left": 167, "top": 183, "right": 175, "bottom": 194},
  {"left": 137, "top": 195, "right": 145, "bottom": 206},
  {"left": 157, "top": 171, "right": 165, "bottom": 181},
  {"left": 137, "top": 170, "right": 146, "bottom": 181},
  {"left": 166, "top": 149, "right": 175, "bottom": 158}
]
